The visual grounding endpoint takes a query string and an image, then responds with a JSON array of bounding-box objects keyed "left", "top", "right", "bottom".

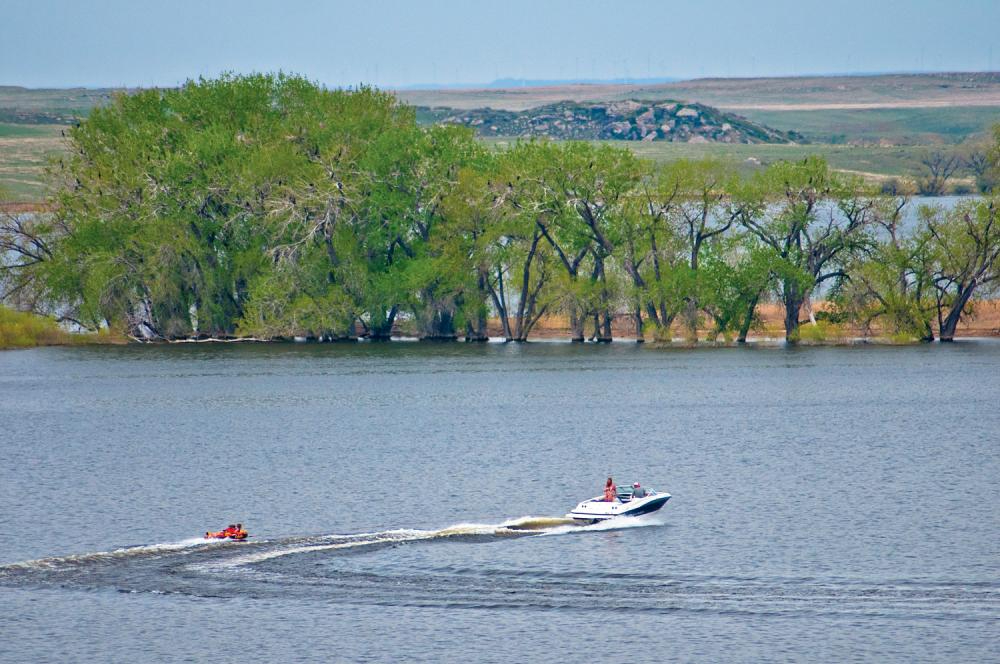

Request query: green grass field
[
  {"left": 480, "top": 138, "right": 970, "bottom": 184},
  {"left": 0, "top": 123, "right": 64, "bottom": 199},
  {"left": 614, "top": 141, "right": 957, "bottom": 178},
  {"left": 0, "top": 86, "right": 114, "bottom": 123},
  {"left": 0, "top": 123, "right": 62, "bottom": 138},
  {"left": 0, "top": 130, "right": 972, "bottom": 202},
  {"left": 738, "top": 106, "right": 1000, "bottom": 145}
]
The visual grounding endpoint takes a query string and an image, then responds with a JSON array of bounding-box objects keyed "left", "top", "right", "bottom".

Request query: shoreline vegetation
[
  {"left": 2, "top": 74, "right": 999, "bottom": 349},
  {"left": 4, "top": 303, "right": 998, "bottom": 350},
  {"left": 0, "top": 305, "right": 117, "bottom": 349}
]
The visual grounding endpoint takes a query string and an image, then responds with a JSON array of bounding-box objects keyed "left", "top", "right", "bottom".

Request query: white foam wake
[
  {"left": 2, "top": 515, "right": 668, "bottom": 576},
  {"left": 207, "top": 522, "right": 513, "bottom": 570},
  {"left": 540, "top": 513, "right": 668, "bottom": 537},
  {"left": 0, "top": 537, "right": 213, "bottom": 573},
  {"left": 204, "top": 515, "right": 665, "bottom": 570}
]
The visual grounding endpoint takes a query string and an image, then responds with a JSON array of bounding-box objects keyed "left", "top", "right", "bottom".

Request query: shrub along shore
[
  {"left": 1, "top": 74, "right": 999, "bottom": 346},
  {"left": 0, "top": 306, "right": 116, "bottom": 349}
]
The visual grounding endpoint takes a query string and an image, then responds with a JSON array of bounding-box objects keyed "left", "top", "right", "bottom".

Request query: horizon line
[{"left": 2, "top": 68, "right": 1000, "bottom": 92}]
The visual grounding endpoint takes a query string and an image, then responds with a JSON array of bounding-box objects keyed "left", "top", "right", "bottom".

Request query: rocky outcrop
[{"left": 418, "top": 99, "right": 803, "bottom": 144}]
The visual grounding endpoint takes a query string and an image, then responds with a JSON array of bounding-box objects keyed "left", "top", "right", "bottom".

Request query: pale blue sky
[{"left": 3, "top": 0, "right": 998, "bottom": 87}]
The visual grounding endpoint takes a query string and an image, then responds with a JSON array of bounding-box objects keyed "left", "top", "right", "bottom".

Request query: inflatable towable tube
[{"left": 204, "top": 530, "right": 249, "bottom": 540}]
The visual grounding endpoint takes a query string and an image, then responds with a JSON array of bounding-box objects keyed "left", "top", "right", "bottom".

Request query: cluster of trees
[
  {"left": 2, "top": 74, "right": 999, "bottom": 344},
  {"left": 917, "top": 147, "right": 998, "bottom": 196}
]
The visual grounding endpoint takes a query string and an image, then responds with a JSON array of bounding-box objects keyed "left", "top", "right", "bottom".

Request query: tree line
[{"left": 2, "top": 74, "right": 999, "bottom": 343}]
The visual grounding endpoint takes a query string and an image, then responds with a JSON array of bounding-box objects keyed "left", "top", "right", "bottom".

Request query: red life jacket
[{"left": 604, "top": 484, "right": 617, "bottom": 501}]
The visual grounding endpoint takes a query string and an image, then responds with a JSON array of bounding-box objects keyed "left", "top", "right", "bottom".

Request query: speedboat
[{"left": 566, "top": 486, "right": 670, "bottom": 523}]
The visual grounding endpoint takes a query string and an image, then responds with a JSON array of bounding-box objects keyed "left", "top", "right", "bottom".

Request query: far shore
[
  {"left": 507, "top": 301, "right": 1000, "bottom": 342},
  {"left": 4, "top": 301, "right": 999, "bottom": 350}
]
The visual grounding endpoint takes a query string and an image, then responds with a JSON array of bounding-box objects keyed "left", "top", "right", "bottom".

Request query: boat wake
[
  {"left": 0, "top": 514, "right": 653, "bottom": 580},
  {"left": 3, "top": 515, "right": 994, "bottom": 622},
  {"left": 540, "top": 512, "right": 669, "bottom": 536},
  {"left": 0, "top": 536, "right": 213, "bottom": 574}
]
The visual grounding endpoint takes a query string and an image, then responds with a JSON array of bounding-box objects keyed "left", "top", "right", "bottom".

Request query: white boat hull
[{"left": 566, "top": 491, "right": 671, "bottom": 522}]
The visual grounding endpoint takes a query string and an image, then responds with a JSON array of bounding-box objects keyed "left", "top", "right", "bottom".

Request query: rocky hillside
[{"left": 418, "top": 100, "right": 804, "bottom": 144}]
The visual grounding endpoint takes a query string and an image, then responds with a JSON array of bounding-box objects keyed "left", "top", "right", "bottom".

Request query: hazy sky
[{"left": 3, "top": 0, "right": 999, "bottom": 88}]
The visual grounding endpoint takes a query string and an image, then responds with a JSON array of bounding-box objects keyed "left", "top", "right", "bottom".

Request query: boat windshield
[{"left": 621, "top": 487, "right": 653, "bottom": 499}]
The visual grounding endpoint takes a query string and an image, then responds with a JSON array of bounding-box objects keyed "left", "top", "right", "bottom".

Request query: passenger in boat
[
  {"left": 604, "top": 477, "right": 617, "bottom": 502},
  {"left": 631, "top": 482, "right": 647, "bottom": 498}
]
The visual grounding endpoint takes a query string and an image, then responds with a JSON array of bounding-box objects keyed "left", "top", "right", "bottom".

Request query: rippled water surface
[{"left": 1, "top": 341, "right": 998, "bottom": 662}]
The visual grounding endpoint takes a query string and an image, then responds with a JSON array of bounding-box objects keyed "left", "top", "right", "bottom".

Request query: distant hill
[
  {"left": 0, "top": 86, "right": 120, "bottom": 124},
  {"left": 418, "top": 100, "right": 803, "bottom": 144},
  {"left": 396, "top": 72, "right": 1000, "bottom": 111},
  {"left": 399, "top": 76, "right": 680, "bottom": 90}
]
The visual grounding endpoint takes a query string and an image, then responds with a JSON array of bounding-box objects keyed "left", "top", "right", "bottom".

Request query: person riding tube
[{"left": 205, "top": 524, "right": 241, "bottom": 539}]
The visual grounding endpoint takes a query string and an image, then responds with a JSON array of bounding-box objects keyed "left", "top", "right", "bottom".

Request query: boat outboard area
[{"left": 567, "top": 485, "right": 671, "bottom": 523}]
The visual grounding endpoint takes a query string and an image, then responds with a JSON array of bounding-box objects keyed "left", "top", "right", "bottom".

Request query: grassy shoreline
[{"left": 0, "top": 306, "right": 118, "bottom": 349}]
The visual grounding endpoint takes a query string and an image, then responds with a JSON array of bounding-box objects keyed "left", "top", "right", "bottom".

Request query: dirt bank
[{"left": 485, "top": 301, "right": 1000, "bottom": 341}]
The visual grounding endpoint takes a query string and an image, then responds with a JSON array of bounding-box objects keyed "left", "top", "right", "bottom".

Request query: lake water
[{"left": 1, "top": 341, "right": 998, "bottom": 662}]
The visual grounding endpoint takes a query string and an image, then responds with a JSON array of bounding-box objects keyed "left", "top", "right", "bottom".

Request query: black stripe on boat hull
[
  {"left": 569, "top": 494, "right": 671, "bottom": 521},
  {"left": 621, "top": 494, "right": 670, "bottom": 516}
]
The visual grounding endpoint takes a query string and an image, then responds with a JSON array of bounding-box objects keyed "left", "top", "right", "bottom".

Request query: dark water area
[{"left": 1, "top": 341, "right": 998, "bottom": 662}]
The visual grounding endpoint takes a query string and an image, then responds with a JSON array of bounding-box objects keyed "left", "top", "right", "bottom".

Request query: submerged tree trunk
[
  {"left": 938, "top": 283, "right": 976, "bottom": 342},
  {"left": 368, "top": 305, "right": 398, "bottom": 340},
  {"left": 465, "top": 305, "right": 489, "bottom": 342},
  {"left": 597, "top": 310, "right": 613, "bottom": 343},
  {"left": 419, "top": 309, "right": 458, "bottom": 341},
  {"left": 683, "top": 299, "right": 699, "bottom": 343},
  {"left": 646, "top": 298, "right": 677, "bottom": 342},
  {"left": 485, "top": 268, "right": 514, "bottom": 342},
  {"left": 512, "top": 231, "right": 544, "bottom": 342},
  {"left": 569, "top": 307, "right": 585, "bottom": 343},
  {"left": 920, "top": 320, "right": 935, "bottom": 343},
  {"left": 466, "top": 272, "right": 490, "bottom": 342},
  {"left": 633, "top": 302, "right": 644, "bottom": 342},
  {"left": 737, "top": 294, "right": 760, "bottom": 344},
  {"left": 783, "top": 280, "right": 804, "bottom": 343}
]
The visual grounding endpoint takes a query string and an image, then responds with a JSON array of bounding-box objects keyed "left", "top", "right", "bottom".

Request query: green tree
[
  {"left": 922, "top": 197, "right": 1000, "bottom": 341},
  {"left": 669, "top": 159, "right": 746, "bottom": 340},
  {"left": 834, "top": 197, "right": 938, "bottom": 341},
  {"left": 35, "top": 74, "right": 357, "bottom": 338},
  {"left": 741, "top": 158, "right": 877, "bottom": 342},
  {"left": 622, "top": 162, "right": 689, "bottom": 341},
  {"left": 533, "top": 142, "right": 643, "bottom": 341},
  {"left": 699, "top": 233, "right": 782, "bottom": 342},
  {"left": 477, "top": 142, "right": 565, "bottom": 341},
  {"left": 255, "top": 84, "right": 433, "bottom": 340}
]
